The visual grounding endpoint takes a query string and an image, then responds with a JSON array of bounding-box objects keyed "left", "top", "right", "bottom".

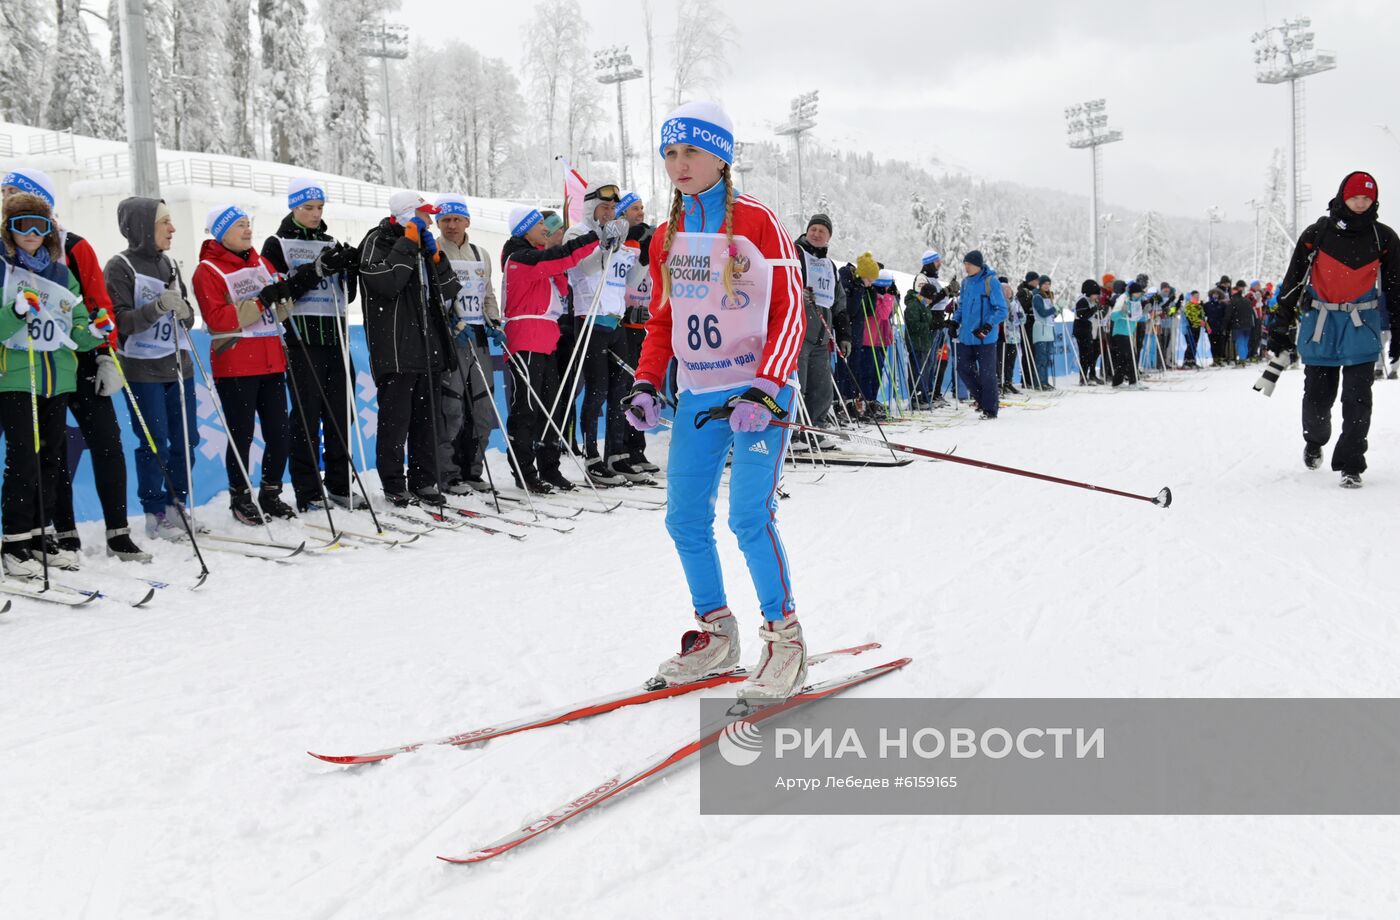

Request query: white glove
[
  {"left": 601, "top": 218, "right": 629, "bottom": 250},
  {"left": 94, "top": 353, "right": 122, "bottom": 397}
]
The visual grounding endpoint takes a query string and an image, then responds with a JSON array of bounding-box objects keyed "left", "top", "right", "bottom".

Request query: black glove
[
  {"left": 1267, "top": 328, "right": 1295, "bottom": 356},
  {"left": 946, "top": 319, "right": 960, "bottom": 336},
  {"left": 317, "top": 243, "right": 355, "bottom": 275},
  {"left": 258, "top": 280, "right": 294, "bottom": 307},
  {"left": 973, "top": 323, "right": 992, "bottom": 340}
]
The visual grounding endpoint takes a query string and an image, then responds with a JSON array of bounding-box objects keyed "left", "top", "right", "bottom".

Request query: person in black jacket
[
  {"left": 358, "top": 191, "right": 461, "bottom": 506},
  {"left": 1226, "top": 280, "right": 1254, "bottom": 366},
  {"left": 1270, "top": 170, "right": 1400, "bottom": 487},
  {"left": 1073, "top": 279, "right": 1103, "bottom": 384},
  {"left": 260, "top": 177, "right": 361, "bottom": 512}
]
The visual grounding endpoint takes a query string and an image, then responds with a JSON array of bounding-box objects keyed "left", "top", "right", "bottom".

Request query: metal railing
[
  {"left": 81, "top": 152, "right": 397, "bottom": 209},
  {"left": 28, "top": 130, "right": 74, "bottom": 156}
]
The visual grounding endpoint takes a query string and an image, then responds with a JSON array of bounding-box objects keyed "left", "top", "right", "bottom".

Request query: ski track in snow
[{"left": 1, "top": 366, "right": 1397, "bottom": 919}]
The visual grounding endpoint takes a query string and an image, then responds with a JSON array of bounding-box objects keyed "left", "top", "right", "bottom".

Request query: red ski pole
[{"left": 693, "top": 406, "right": 1172, "bottom": 508}]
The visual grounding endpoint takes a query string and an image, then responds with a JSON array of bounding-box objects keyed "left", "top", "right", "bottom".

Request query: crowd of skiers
[{"left": 2, "top": 159, "right": 1396, "bottom": 578}]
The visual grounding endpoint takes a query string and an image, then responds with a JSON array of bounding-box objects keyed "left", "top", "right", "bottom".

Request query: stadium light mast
[
  {"left": 1206, "top": 206, "right": 1224, "bottom": 286},
  {"left": 1252, "top": 18, "right": 1337, "bottom": 238},
  {"left": 595, "top": 46, "right": 643, "bottom": 189},
  {"left": 775, "top": 90, "right": 819, "bottom": 219},
  {"left": 117, "top": 0, "right": 160, "bottom": 197},
  {"left": 359, "top": 22, "right": 409, "bottom": 187},
  {"left": 1065, "top": 98, "right": 1123, "bottom": 280}
]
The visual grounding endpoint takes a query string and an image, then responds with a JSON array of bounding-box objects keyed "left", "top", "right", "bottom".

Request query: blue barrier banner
[{"left": 49, "top": 328, "right": 513, "bottom": 523}]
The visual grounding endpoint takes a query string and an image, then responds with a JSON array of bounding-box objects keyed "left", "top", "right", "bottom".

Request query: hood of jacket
[
  {"left": 1328, "top": 171, "right": 1380, "bottom": 228},
  {"left": 117, "top": 196, "right": 165, "bottom": 259}
]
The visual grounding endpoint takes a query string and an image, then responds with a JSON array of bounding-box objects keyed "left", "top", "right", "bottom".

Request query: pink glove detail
[
  {"left": 624, "top": 384, "right": 662, "bottom": 431},
  {"left": 728, "top": 379, "right": 785, "bottom": 434}
]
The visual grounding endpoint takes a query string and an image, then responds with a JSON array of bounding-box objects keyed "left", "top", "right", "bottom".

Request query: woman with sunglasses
[
  {"left": 0, "top": 192, "right": 107, "bottom": 577},
  {"left": 622, "top": 101, "right": 809, "bottom": 702}
]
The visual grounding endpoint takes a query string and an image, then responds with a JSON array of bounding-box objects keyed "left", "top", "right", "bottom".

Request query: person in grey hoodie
[{"left": 105, "top": 197, "right": 200, "bottom": 541}]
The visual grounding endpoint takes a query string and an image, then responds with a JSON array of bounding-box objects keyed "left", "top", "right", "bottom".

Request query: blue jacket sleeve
[{"left": 987, "top": 278, "right": 1009, "bottom": 326}]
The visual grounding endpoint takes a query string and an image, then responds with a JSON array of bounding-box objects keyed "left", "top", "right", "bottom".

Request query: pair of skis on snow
[{"left": 310, "top": 643, "right": 911, "bottom": 863}]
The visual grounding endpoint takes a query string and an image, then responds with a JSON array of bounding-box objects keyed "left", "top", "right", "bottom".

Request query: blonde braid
[
  {"left": 659, "top": 188, "right": 685, "bottom": 304},
  {"left": 721, "top": 165, "right": 737, "bottom": 301}
]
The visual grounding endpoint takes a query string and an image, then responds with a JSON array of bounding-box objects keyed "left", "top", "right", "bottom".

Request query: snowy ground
[{"left": 2, "top": 364, "right": 1397, "bottom": 920}]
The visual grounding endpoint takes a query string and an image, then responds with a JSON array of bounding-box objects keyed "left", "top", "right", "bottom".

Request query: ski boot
[
  {"left": 326, "top": 491, "right": 370, "bottom": 511},
  {"left": 735, "top": 614, "right": 807, "bottom": 703},
  {"left": 587, "top": 459, "right": 626, "bottom": 487},
  {"left": 1341, "top": 472, "right": 1363, "bottom": 489},
  {"left": 384, "top": 488, "right": 417, "bottom": 508},
  {"left": 609, "top": 457, "right": 655, "bottom": 484},
  {"left": 231, "top": 491, "right": 266, "bottom": 526},
  {"left": 1303, "top": 444, "right": 1323, "bottom": 471},
  {"left": 33, "top": 534, "right": 80, "bottom": 571},
  {"left": 258, "top": 487, "right": 297, "bottom": 520},
  {"left": 631, "top": 452, "right": 660, "bottom": 475},
  {"left": 106, "top": 528, "right": 152, "bottom": 563},
  {"left": 413, "top": 485, "right": 447, "bottom": 507},
  {"left": 2, "top": 543, "right": 42, "bottom": 578},
  {"left": 541, "top": 470, "right": 576, "bottom": 492},
  {"left": 648, "top": 607, "right": 741, "bottom": 690}
]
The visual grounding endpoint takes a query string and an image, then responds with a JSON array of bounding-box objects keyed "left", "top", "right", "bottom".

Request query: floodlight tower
[
  {"left": 595, "top": 46, "right": 643, "bottom": 189},
  {"left": 1252, "top": 18, "right": 1337, "bottom": 238},
  {"left": 775, "top": 91, "right": 819, "bottom": 218},
  {"left": 359, "top": 22, "right": 410, "bottom": 186},
  {"left": 1065, "top": 98, "right": 1123, "bottom": 280}
]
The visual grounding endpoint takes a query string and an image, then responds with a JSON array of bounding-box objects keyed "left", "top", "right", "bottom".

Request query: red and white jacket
[
  {"left": 500, "top": 231, "right": 602, "bottom": 355},
  {"left": 192, "top": 238, "right": 287, "bottom": 379},
  {"left": 636, "top": 194, "right": 805, "bottom": 390}
]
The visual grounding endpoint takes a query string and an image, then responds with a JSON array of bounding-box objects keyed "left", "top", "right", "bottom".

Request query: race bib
[
  {"left": 119, "top": 258, "right": 191, "bottom": 359},
  {"left": 278, "top": 238, "right": 343, "bottom": 318},
  {"left": 803, "top": 250, "right": 835, "bottom": 309},
  {"left": 599, "top": 248, "right": 634, "bottom": 316},
  {"left": 449, "top": 259, "right": 489, "bottom": 324},
  {"left": 202, "top": 260, "right": 279, "bottom": 338},
  {"left": 667, "top": 232, "right": 772, "bottom": 394},
  {"left": 4, "top": 266, "right": 79, "bottom": 353},
  {"left": 625, "top": 256, "right": 652, "bottom": 311}
]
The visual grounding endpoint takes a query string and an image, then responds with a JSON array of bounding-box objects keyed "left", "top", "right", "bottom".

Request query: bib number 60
[{"left": 686, "top": 313, "right": 722, "bottom": 350}]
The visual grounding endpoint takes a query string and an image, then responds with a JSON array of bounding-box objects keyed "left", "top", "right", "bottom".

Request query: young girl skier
[{"left": 623, "top": 101, "right": 808, "bottom": 702}]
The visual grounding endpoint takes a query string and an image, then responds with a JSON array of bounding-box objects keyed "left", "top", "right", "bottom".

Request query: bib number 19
[{"left": 686, "top": 313, "right": 722, "bottom": 350}]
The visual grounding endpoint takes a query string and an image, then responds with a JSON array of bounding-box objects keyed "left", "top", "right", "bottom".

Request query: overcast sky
[{"left": 395, "top": 0, "right": 1400, "bottom": 223}]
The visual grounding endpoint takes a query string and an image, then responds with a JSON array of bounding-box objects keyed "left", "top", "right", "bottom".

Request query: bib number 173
[{"left": 686, "top": 313, "right": 722, "bottom": 350}]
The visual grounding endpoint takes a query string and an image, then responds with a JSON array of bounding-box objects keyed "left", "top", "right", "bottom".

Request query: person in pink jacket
[{"left": 499, "top": 205, "right": 627, "bottom": 493}]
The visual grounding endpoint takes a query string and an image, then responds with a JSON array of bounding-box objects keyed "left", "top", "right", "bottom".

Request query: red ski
[
  {"left": 438, "top": 655, "right": 913, "bottom": 864},
  {"left": 308, "top": 642, "right": 882, "bottom": 766}
]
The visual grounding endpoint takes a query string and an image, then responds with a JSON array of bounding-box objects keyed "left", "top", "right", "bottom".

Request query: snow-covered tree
[
  {"left": 0, "top": 1, "right": 53, "bottom": 126},
  {"left": 1130, "top": 210, "right": 1170, "bottom": 281},
  {"left": 948, "top": 198, "right": 975, "bottom": 264},
  {"left": 171, "top": 0, "right": 229, "bottom": 152},
  {"left": 320, "top": 0, "right": 381, "bottom": 180},
  {"left": 669, "top": 0, "right": 736, "bottom": 106},
  {"left": 225, "top": 0, "right": 257, "bottom": 157},
  {"left": 1014, "top": 216, "right": 1037, "bottom": 275},
  {"left": 925, "top": 200, "right": 946, "bottom": 251},
  {"left": 1259, "top": 149, "right": 1292, "bottom": 283},
  {"left": 480, "top": 58, "right": 524, "bottom": 197},
  {"left": 46, "top": 0, "right": 120, "bottom": 139},
  {"left": 986, "top": 227, "right": 1012, "bottom": 274},
  {"left": 258, "top": 0, "right": 317, "bottom": 165}
]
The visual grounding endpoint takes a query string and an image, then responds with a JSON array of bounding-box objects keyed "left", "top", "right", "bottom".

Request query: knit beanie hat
[
  {"left": 876, "top": 268, "right": 895, "bottom": 288},
  {"left": 1128, "top": 281, "right": 1144, "bottom": 295},
  {"left": 287, "top": 176, "right": 326, "bottom": 210},
  {"left": 206, "top": 204, "right": 249, "bottom": 240},
  {"left": 2, "top": 168, "right": 56, "bottom": 207},
  {"left": 855, "top": 251, "right": 880, "bottom": 282},
  {"left": 435, "top": 194, "right": 471, "bottom": 218},
  {"left": 658, "top": 101, "right": 735, "bottom": 164},
  {"left": 963, "top": 250, "right": 985, "bottom": 270},
  {"left": 1342, "top": 172, "right": 1378, "bottom": 202},
  {"left": 921, "top": 249, "right": 942, "bottom": 267},
  {"left": 1024, "top": 271, "right": 1040, "bottom": 283},
  {"left": 508, "top": 206, "right": 544, "bottom": 238},
  {"left": 919, "top": 283, "right": 938, "bottom": 300},
  {"left": 807, "top": 213, "right": 833, "bottom": 234}
]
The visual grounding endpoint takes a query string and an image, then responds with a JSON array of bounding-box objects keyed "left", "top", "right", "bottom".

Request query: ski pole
[
  {"left": 177, "top": 319, "right": 280, "bottom": 543},
  {"left": 693, "top": 407, "right": 1173, "bottom": 508},
  {"left": 109, "top": 348, "right": 211, "bottom": 579},
  {"left": 24, "top": 310, "right": 49, "bottom": 590},
  {"left": 277, "top": 332, "right": 340, "bottom": 539}
]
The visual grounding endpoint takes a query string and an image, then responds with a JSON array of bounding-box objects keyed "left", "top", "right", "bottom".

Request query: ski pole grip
[{"left": 694, "top": 406, "right": 733, "bottom": 428}]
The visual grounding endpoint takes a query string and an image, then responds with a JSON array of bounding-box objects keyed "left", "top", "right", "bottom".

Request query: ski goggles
[
  {"left": 8, "top": 215, "right": 52, "bottom": 236},
  {"left": 585, "top": 184, "right": 621, "bottom": 203}
]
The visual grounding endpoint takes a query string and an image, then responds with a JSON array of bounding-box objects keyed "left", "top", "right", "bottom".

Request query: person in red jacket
[
  {"left": 499, "top": 205, "right": 625, "bottom": 493},
  {"left": 622, "top": 101, "right": 809, "bottom": 703},
  {"left": 191, "top": 205, "right": 297, "bottom": 524},
  {"left": 2, "top": 169, "right": 147, "bottom": 563}
]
